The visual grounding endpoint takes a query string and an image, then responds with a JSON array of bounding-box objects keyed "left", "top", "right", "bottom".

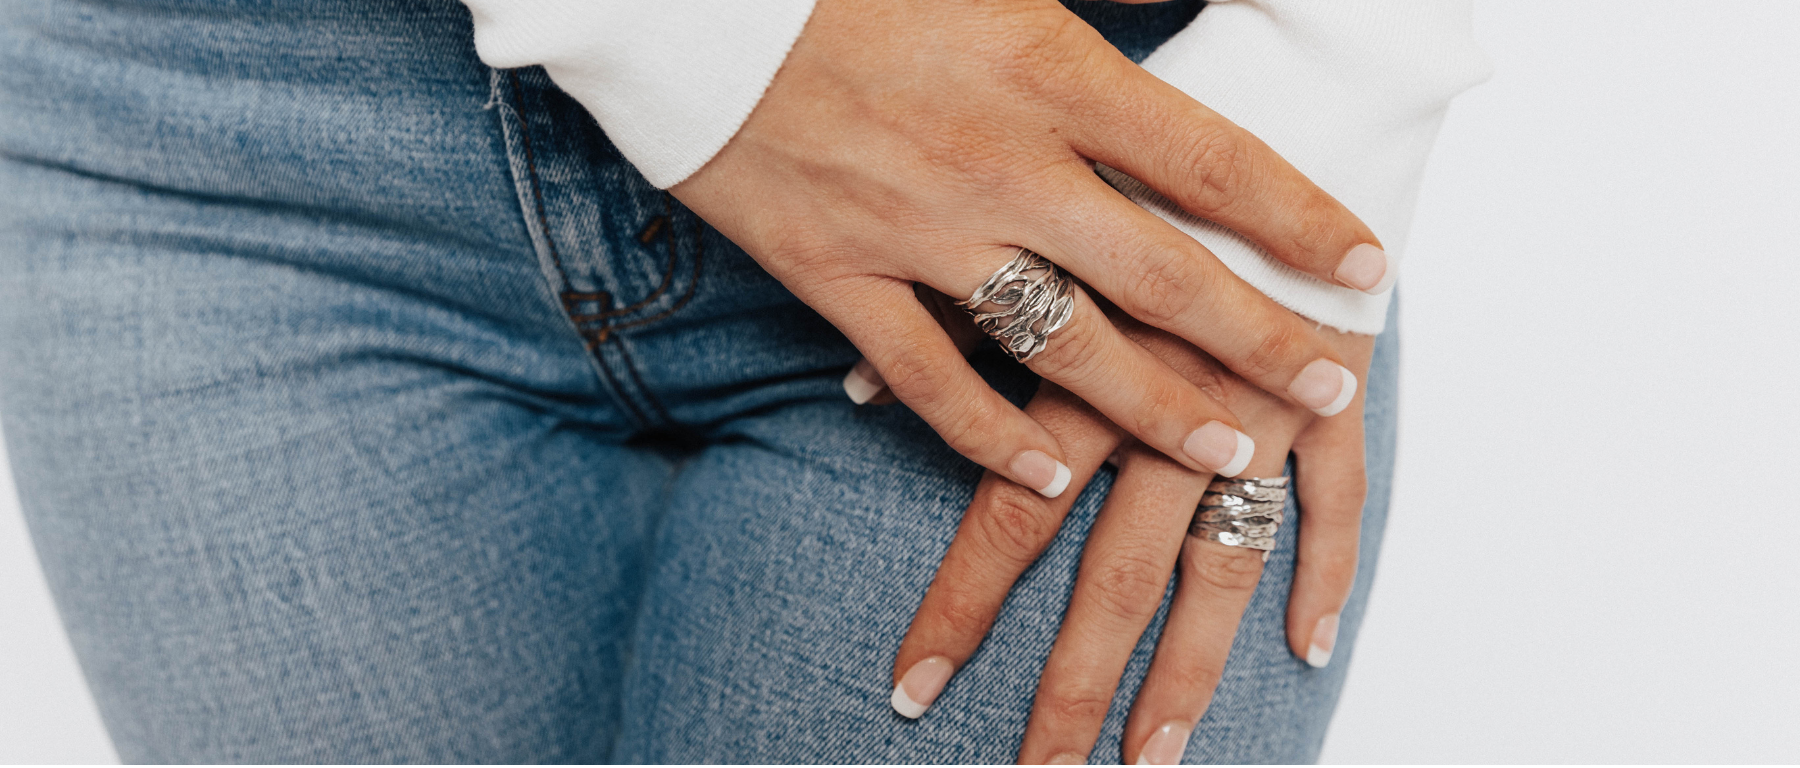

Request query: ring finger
[
  {"left": 906, "top": 245, "right": 1254, "bottom": 478},
  {"left": 1119, "top": 532, "right": 1269, "bottom": 765}
]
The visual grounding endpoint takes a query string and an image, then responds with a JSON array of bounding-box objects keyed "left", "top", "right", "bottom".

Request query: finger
[
  {"left": 1119, "top": 535, "right": 1267, "bottom": 764},
  {"left": 1015, "top": 446, "right": 1204, "bottom": 764},
  {"left": 1022, "top": 168, "right": 1361, "bottom": 417},
  {"left": 906, "top": 246, "right": 1256, "bottom": 478},
  {"left": 1064, "top": 63, "right": 1396, "bottom": 294},
  {"left": 891, "top": 384, "right": 1124, "bottom": 719},
  {"left": 1119, "top": 424, "right": 1298, "bottom": 765},
  {"left": 823, "top": 276, "right": 1073, "bottom": 497},
  {"left": 1285, "top": 379, "right": 1369, "bottom": 668}
]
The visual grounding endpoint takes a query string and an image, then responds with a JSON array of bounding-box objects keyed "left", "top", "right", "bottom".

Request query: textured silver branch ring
[
  {"left": 1189, "top": 476, "right": 1289, "bottom": 557},
  {"left": 955, "top": 248, "right": 1075, "bottom": 363}
]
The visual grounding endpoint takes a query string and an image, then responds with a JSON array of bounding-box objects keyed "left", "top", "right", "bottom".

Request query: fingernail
[
  {"left": 1136, "top": 722, "right": 1192, "bottom": 765},
  {"left": 1011, "top": 449, "right": 1072, "bottom": 499},
  {"left": 890, "top": 656, "right": 955, "bottom": 719},
  {"left": 1182, "top": 421, "right": 1254, "bottom": 477},
  {"left": 1288, "top": 359, "right": 1358, "bottom": 417},
  {"left": 843, "top": 359, "right": 885, "bottom": 405},
  {"left": 1307, "top": 613, "right": 1340, "bottom": 668},
  {"left": 1046, "top": 753, "right": 1087, "bottom": 764},
  {"left": 1335, "top": 243, "right": 1397, "bottom": 294}
]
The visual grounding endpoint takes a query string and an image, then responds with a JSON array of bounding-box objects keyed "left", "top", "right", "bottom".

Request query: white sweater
[{"left": 461, "top": 1, "right": 1490, "bottom": 334}]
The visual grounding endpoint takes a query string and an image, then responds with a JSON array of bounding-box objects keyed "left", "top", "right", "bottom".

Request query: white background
[{"left": 4, "top": 1, "right": 1798, "bottom": 763}]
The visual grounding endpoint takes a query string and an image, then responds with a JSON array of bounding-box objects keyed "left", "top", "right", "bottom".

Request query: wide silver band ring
[
  {"left": 1189, "top": 476, "right": 1289, "bottom": 553},
  {"left": 955, "top": 248, "right": 1074, "bottom": 363}
]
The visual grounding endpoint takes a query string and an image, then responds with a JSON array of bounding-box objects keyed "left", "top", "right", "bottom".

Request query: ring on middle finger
[{"left": 956, "top": 247, "right": 1075, "bottom": 363}]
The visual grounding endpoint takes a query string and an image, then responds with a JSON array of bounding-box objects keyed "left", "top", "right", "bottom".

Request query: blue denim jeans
[{"left": 0, "top": 0, "right": 1397, "bottom": 762}]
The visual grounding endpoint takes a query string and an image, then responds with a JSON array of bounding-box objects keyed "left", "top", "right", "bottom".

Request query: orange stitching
[{"left": 611, "top": 212, "right": 704, "bottom": 333}]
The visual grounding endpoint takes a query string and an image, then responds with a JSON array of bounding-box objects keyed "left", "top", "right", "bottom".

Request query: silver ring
[
  {"left": 1189, "top": 476, "right": 1288, "bottom": 554},
  {"left": 955, "top": 248, "right": 1075, "bottom": 363}
]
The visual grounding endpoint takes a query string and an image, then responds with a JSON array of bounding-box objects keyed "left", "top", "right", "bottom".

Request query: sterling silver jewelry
[
  {"left": 956, "top": 248, "right": 1074, "bottom": 363},
  {"left": 1189, "top": 476, "right": 1288, "bottom": 557}
]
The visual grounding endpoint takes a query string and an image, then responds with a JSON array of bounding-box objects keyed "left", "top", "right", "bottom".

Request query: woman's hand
[
  {"left": 885, "top": 306, "right": 1375, "bottom": 764},
  {"left": 672, "top": 0, "right": 1389, "bottom": 497}
]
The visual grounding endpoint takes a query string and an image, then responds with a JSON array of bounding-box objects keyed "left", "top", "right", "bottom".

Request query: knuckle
[
  {"left": 927, "top": 586, "right": 998, "bottom": 640},
  {"left": 878, "top": 338, "right": 951, "bottom": 404},
  {"left": 1184, "top": 544, "right": 1265, "bottom": 593},
  {"left": 972, "top": 486, "right": 1059, "bottom": 566},
  {"left": 1048, "top": 689, "right": 1114, "bottom": 726},
  {"left": 1240, "top": 322, "right": 1304, "bottom": 382},
  {"left": 983, "top": 12, "right": 1093, "bottom": 96},
  {"left": 1183, "top": 359, "right": 1231, "bottom": 403},
  {"left": 1128, "top": 377, "right": 1189, "bottom": 439},
  {"left": 1289, "top": 194, "right": 1344, "bottom": 264},
  {"left": 1161, "top": 659, "right": 1226, "bottom": 696},
  {"left": 937, "top": 399, "right": 1010, "bottom": 455},
  {"left": 1307, "top": 548, "right": 1362, "bottom": 588},
  {"left": 1122, "top": 250, "right": 1205, "bottom": 328},
  {"left": 1171, "top": 124, "right": 1254, "bottom": 216},
  {"left": 1028, "top": 309, "right": 1106, "bottom": 384},
  {"left": 1085, "top": 550, "right": 1172, "bottom": 621}
]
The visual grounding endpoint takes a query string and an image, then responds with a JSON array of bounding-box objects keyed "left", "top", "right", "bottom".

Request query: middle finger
[{"left": 1014, "top": 444, "right": 1211, "bottom": 764}]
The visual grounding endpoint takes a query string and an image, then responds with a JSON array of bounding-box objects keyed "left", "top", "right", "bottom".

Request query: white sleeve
[
  {"left": 1104, "top": 0, "right": 1493, "bottom": 334},
  {"left": 461, "top": 0, "right": 818, "bottom": 190}
]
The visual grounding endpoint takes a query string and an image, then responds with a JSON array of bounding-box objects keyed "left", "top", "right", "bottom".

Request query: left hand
[{"left": 881, "top": 303, "right": 1375, "bottom": 764}]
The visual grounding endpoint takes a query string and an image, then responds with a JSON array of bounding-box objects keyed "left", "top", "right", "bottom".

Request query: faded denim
[{"left": 0, "top": 0, "right": 1397, "bottom": 762}]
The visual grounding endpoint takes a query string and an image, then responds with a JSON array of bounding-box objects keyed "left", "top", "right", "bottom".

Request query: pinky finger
[
  {"left": 1285, "top": 390, "right": 1369, "bottom": 667},
  {"left": 827, "top": 277, "right": 1073, "bottom": 497},
  {"left": 844, "top": 285, "right": 988, "bottom": 406}
]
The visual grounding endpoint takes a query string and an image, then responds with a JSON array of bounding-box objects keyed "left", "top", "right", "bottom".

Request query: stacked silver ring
[
  {"left": 1189, "top": 476, "right": 1288, "bottom": 552},
  {"left": 956, "top": 248, "right": 1075, "bottom": 363}
]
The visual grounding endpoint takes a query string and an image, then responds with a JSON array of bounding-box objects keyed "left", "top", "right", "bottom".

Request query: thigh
[
  {"left": 0, "top": 1, "right": 668, "bottom": 761},
  {"left": 615, "top": 314, "right": 1397, "bottom": 763}
]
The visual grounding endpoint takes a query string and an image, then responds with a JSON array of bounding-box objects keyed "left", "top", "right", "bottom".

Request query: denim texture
[{"left": 0, "top": 0, "right": 1396, "bottom": 762}]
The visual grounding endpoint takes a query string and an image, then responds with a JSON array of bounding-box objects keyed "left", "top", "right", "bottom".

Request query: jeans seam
[
  {"left": 497, "top": 68, "right": 700, "bottom": 428},
  {"left": 504, "top": 69, "right": 578, "bottom": 295}
]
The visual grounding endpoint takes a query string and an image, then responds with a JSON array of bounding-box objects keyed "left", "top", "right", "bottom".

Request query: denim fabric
[{"left": 0, "top": 0, "right": 1395, "bottom": 762}]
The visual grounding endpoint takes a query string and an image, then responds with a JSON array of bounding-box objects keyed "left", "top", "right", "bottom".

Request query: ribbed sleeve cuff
[{"left": 465, "top": 0, "right": 818, "bottom": 189}]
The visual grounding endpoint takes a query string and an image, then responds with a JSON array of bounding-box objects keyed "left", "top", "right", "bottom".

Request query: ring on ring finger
[{"left": 1189, "top": 475, "right": 1288, "bottom": 563}]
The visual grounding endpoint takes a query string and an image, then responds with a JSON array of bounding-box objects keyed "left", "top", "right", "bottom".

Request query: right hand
[{"left": 672, "top": 0, "right": 1388, "bottom": 496}]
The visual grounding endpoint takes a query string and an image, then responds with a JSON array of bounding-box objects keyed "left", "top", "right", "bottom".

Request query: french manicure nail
[
  {"left": 1335, "top": 243, "right": 1397, "bottom": 295},
  {"left": 843, "top": 359, "right": 885, "bottom": 405},
  {"left": 890, "top": 656, "right": 955, "bottom": 719},
  {"left": 1288, "top": 359, "right": 1358, "bottom": 417},
  {"left": 1136, "top": 722, "right": 1192, "bottom": 765},
  {"left": 1011, "top": 449, "right": 1072, "bottom": 498},
  {"left": 1307, "top": 614, "right": 1340, "bottom": 668},
  {"left": 1182, "top": 421, "right": 1254, "bottom": 477},
  {"left": 1045, "top": 753, "right": 1087, "bottom": 764}
]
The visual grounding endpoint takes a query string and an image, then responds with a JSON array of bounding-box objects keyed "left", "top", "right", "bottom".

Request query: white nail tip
[
  {"left": 1310, "top": 365, "right": 1358, "bottom": 417},
  {"left": 1037, "top": 462, "right": 1072, "bottom": 499},
  {"left": 1216, "top": 430, "right": 1254, "bottom": 477},
  {"left": 1306, "top": 644, "right": 1334, "bottom": 668},
  {"left": 843, "top": 366, "right": 882, "bottom": 405},
  {"left": 1136, "top": 758, "right": 1151, "bottom": 766},
  {"left": 1364, "top": 249, "right": 1400, "bottom": 295},
  {"left": 890, "top": 683, "right": 928, "bottom": 719}
]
